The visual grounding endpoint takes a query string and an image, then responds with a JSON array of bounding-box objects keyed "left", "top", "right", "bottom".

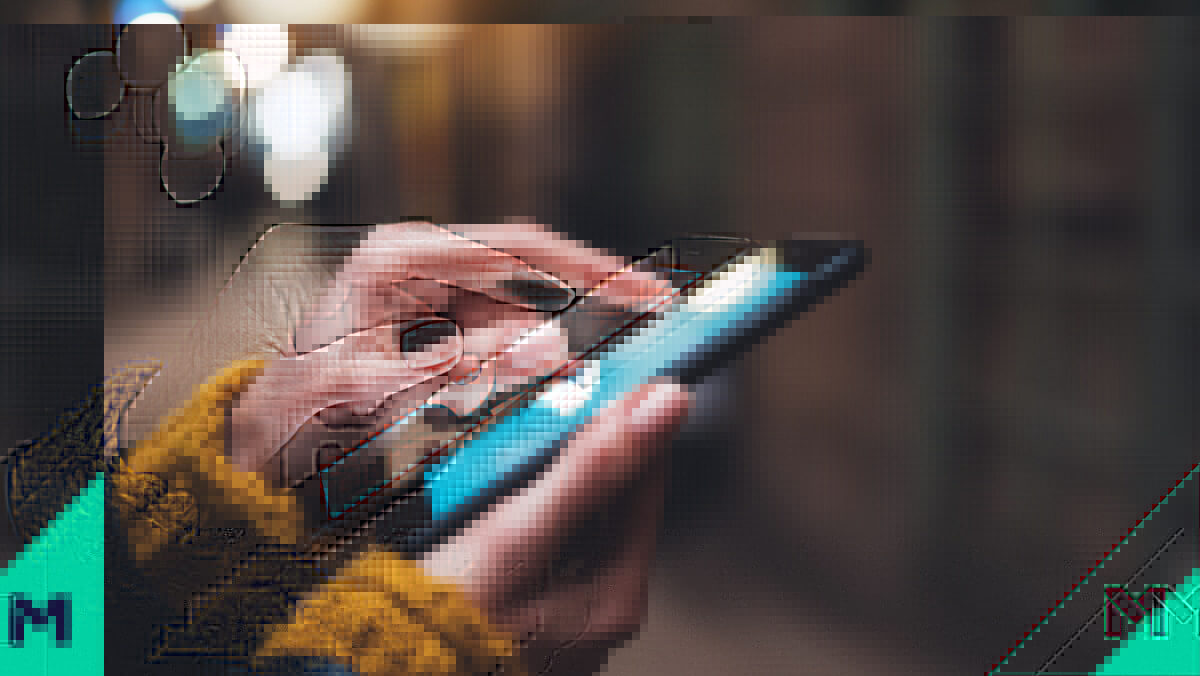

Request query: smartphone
[
  {"left": 153, "top": 233, "right": 868, "bottom": 661},
  {"left": 297, "top": 235, "right": 870, "bottom": 553}
]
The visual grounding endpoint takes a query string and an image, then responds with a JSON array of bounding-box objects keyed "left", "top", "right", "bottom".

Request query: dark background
[{"left": 2, "top": 14, "right": 1199, "bottom": 676}]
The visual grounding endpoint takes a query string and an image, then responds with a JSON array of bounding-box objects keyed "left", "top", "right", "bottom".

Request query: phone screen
[{"left": 310, "top": 238, "right": 867, "bottom": 549}]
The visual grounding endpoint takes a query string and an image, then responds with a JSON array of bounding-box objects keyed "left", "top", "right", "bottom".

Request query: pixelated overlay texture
[
  {"left": 990, "top": 464, "right": 1200, "bottom": 675},
  {"left": 16, "top": 16, "right": 1195, "bottom": 676},
  {"left": 0, "top": 473, "right": 103, "bottom": 675}
]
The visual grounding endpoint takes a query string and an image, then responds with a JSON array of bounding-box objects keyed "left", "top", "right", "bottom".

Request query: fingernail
[
  {"left": 501, "top": 275, "right": 576, "bottom": 312},
  {"left": 397, "top": 320, "right": 460, "bottom": 368}
]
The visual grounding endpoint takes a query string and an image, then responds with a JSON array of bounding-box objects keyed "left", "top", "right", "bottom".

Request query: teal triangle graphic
[
  {"left": 1094, "top": 567, "right": 1200, "bottom": 676},
  {"left": 0, "top": 472, "right": 103, "bottom": 675}
]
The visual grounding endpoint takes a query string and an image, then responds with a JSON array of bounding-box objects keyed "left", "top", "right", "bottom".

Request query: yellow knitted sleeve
[
  {"left": 255, "top": 547, "right": 527, "bottom": 676},
  {"left": 117, "top": 360, "right": 527, "bottom": 676}
]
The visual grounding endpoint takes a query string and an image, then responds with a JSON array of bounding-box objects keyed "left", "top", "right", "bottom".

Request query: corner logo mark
[
  {"left": 987, "top": 463, "right": 1199, "bottom": 676},
  {"left": 2, "top": 592, "right": 72, "bottom": 648}
]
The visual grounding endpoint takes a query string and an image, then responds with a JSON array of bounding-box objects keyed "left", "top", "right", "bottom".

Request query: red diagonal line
[{"left": 987, "top": 462, "right": 1199, "bottom": 675}]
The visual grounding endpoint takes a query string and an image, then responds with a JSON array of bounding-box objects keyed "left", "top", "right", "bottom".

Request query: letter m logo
[
  {"left": 4, "top": 592, "right": 72, "bottom": 648},
  {"left": 1104, "top": 584, "right": 1170, "bottom": 640}
]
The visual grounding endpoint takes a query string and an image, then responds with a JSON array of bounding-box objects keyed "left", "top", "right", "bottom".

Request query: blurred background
[{"left": 3, "top": 11, "right": 1200, "bottom": 676}]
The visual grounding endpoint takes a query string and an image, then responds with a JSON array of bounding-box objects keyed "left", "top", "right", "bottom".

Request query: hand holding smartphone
[
  {"left": 300, "top": 235, "right": 869, "bottom": 552},
  {"left": 154, "top": 231, "right": 868, "bottom": 663}
]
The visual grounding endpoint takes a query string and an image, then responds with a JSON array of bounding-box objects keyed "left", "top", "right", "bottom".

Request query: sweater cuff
[{"left": 255, "top": 547, "right": 527, "bottom": 676}]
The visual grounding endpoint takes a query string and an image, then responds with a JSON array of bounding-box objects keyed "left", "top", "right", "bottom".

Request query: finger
[
  {"left": 424, "top": 314, "right": 573, "bottom": 419},
  {"left": 487, "top": 474, "right": 664, "bottom": 676},
  {"left": 453, "top": 222, "right": 633, "bottom": 295},
  {"left": 410, "top": 292, "right": 572, "bottom": 420},
  {"left": 229, "top": 318, "right": 461, "bottom": 475},
  {"left": 293, "top": 278, "right": 439, "bottom": 356},
  {"left": 446, "top": 258, "right": 680, "bottom": 397},
  {"left": 455, "top": 222, "right": 673, "bottom": 313},
  {"left": 365, "top": 223, "right": 572, "bottom": 308},
  {"left": 566, "top": 450, "right": 666, "bottom": 640},
  {"left": 422, "top": 379, "right": 691, "bottom": 610},
  {"left": 294, "top": 222, "right": 574, "bottom": 355},
  {"left": 448, "top": 294, "right": 574, "bottom": 385},
  {"left": 440, "top": 292, "right": 545, "bottom": 360},
  {"left": 489, "top": 451, "right": 668, "bottom": 641}
]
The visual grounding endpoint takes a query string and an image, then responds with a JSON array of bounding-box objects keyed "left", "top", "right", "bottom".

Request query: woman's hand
[
  {"left": 121, "top": 221, "right": 687, "bottom": 674},
  {"left": 123, "top": 222, "right": 662, "bottom": 472},
  {"left": 423, "top": 379, "right": 691, "bottom": 675}
]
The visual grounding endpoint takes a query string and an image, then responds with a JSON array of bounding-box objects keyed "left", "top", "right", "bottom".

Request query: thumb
[{"left": 423, "top": 379, "right": 692, "bottom": 607}]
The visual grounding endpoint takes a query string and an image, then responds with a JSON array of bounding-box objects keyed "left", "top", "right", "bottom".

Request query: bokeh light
[
  {"left": 166, "top": 49, "right": 245, "bottom": 152},
  {"left": 218, "top": 24, "right": 290, "bottom": 92},
  {"left": 247, "top": 51, "right": 352, "bottom": 206}
]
